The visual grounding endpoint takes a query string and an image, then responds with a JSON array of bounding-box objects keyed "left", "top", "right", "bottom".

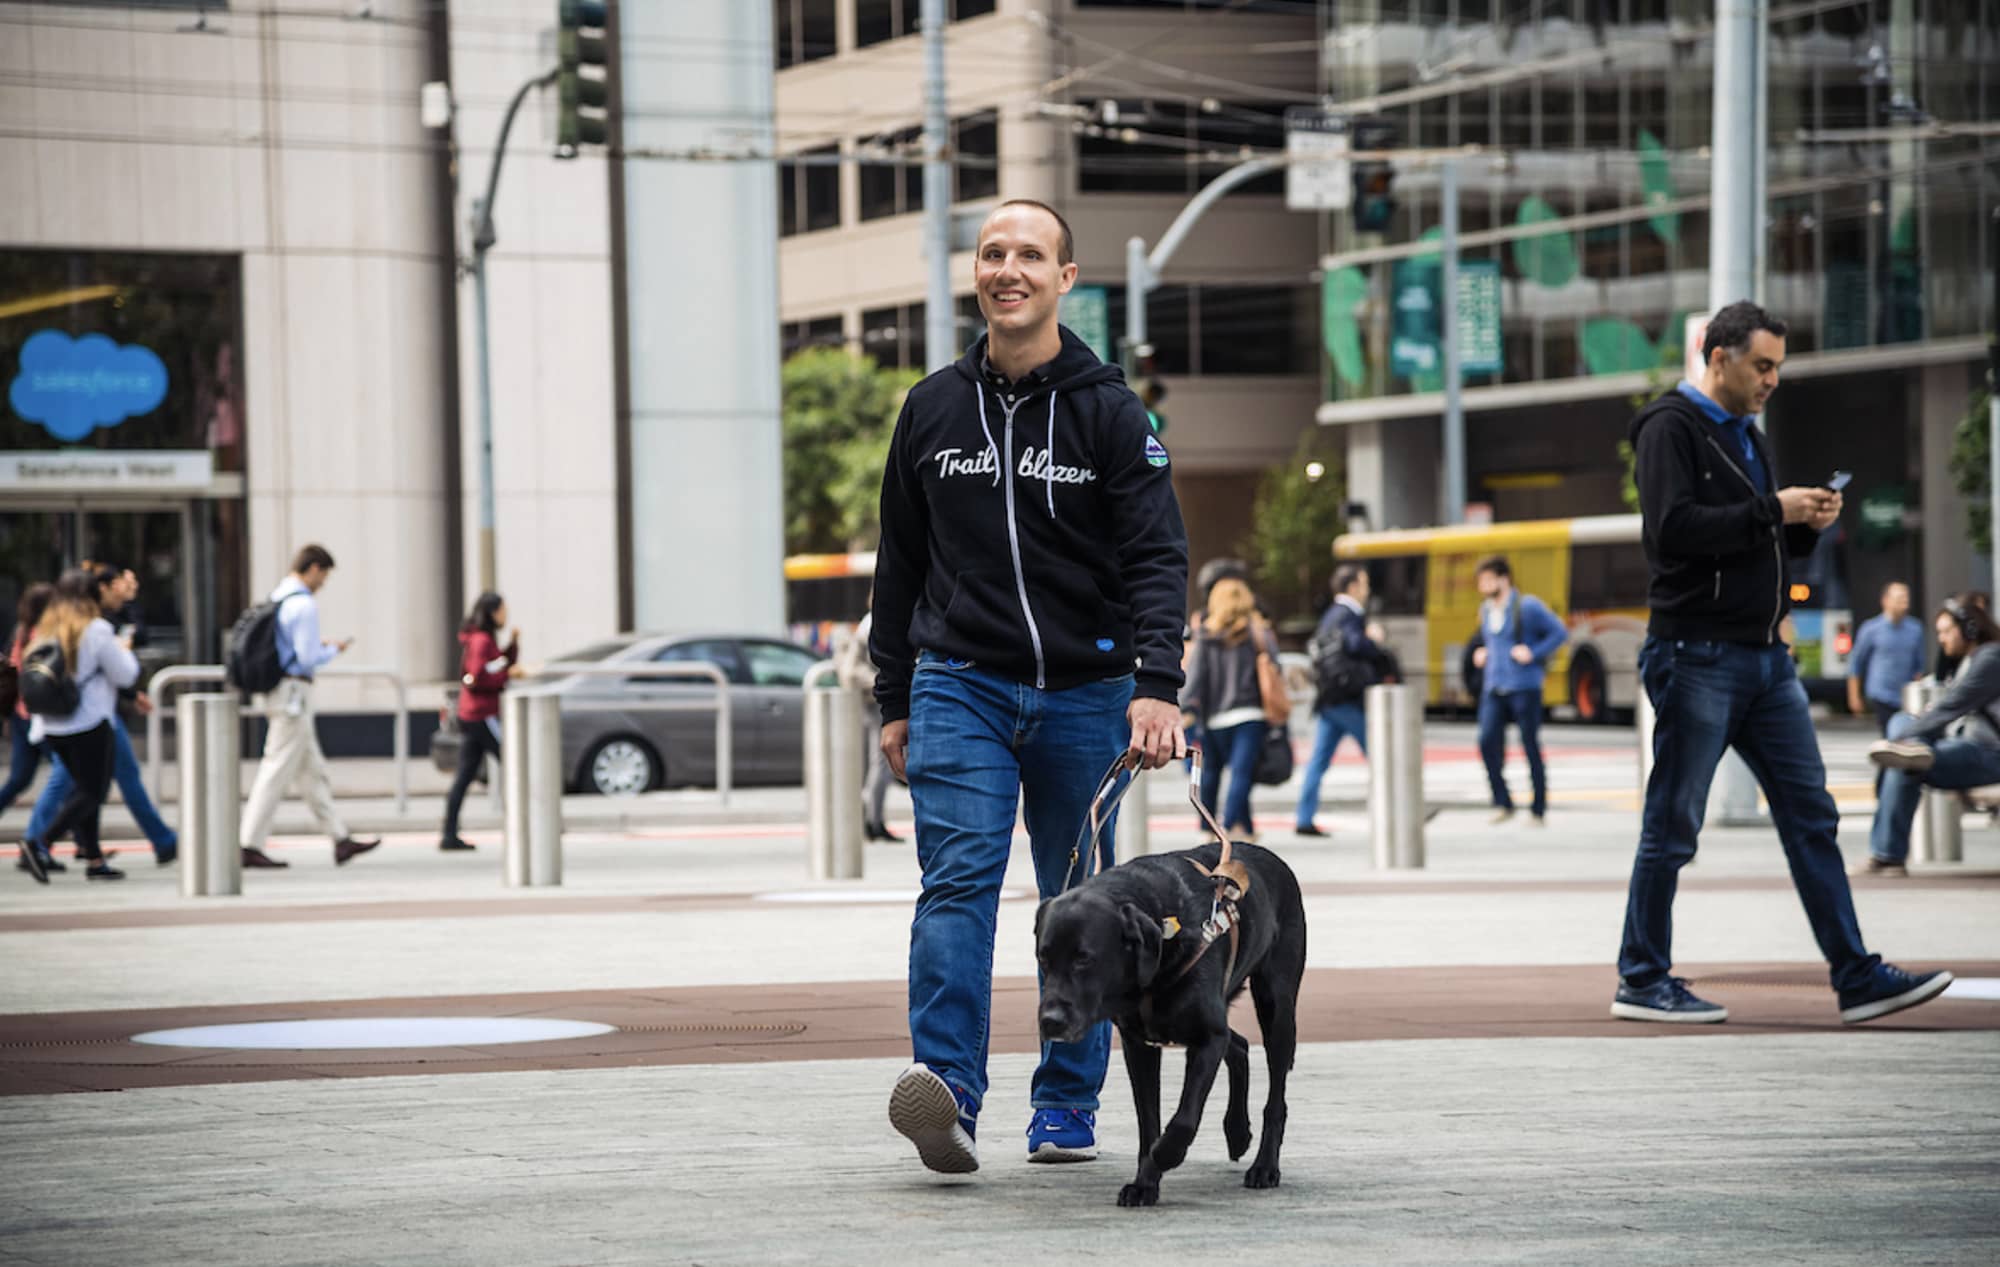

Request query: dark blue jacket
[{"left": 1468, "top": 591, "right": 1568, "bottom": 696}]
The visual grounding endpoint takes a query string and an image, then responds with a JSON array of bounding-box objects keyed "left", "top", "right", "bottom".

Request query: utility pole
[
  {"left": 1440, "top": 158, "right": 1463, "bottom": 525},
  {"left": 467, "top": 68, "right": 557, "bottom": 593},
  {"left": 1709, "top": 0, "right": 1768, "bottom": 826},
  {"left": 920, "top": 0, "right": 954, "bottom": 372},
  {"left": 1989, "top": 205, "right": 1999, "bottom": 599}
]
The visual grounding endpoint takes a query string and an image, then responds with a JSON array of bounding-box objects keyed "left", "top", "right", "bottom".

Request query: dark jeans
[
  {"left": 1868, "top": 713, "right": 2000, "bottom": 864},
  {"left": 1477, "top": 689, "right": 1547, "bottom": 816},
  {"left": 1620, "top": 637, "right": 1880, "bottom": 995},
  {"left": 1869, "top": 698, "right": 1898, "bottom": 794},
  {"left": 442, "top": 717, "right": 502, "bottom": 842},
  {"left": 1199, "top": 718, "right": 1267, "bottom": 835},
  {"left": 30, "top": 715, "right": 177, "bottom": 856},
  {"left": 0, "top": 716, "right": 43, "bottom": 815},
  {"left": 40, "top": 722, "right": 116, "bottom": 862}
]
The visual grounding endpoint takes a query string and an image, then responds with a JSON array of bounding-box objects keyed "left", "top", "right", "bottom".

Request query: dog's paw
[
  {"left": 1117, "top": 1183, "right": 1160, "bottom": 1208},
  {"left": 1244, "top": 1163, "right": 1282, "bottom": 1190},
  {"left": 1224, "top": 1116, "right": 1253, "bottom": 1161}
]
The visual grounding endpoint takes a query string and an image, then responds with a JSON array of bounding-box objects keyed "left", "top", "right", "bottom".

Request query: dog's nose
[{"left": 1037, "top": 1006, "right": 1069, "bottom": 1041}]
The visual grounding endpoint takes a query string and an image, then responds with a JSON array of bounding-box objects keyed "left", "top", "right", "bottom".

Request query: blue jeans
[
  {"left": 905, "top": 652, "right": 1133, "bottom": 1118},
  {"left": 1478, "top": 689, "right": 1547, "bottom": 816},
  {"left": 1868, "top": 712, "right": 2000, "bottom": 864},
  {"left": 1294, "top": 702, "right": 1366, "bottom": 829},
  {"left": 1199, "top": 718, "right": 1266, "bottom": 835},
  {"left": 29, "top": 715, "right": 177, "bottom": 855},
  {"left": 1620, "top": 637, "right": 1878, "bottom": 994},
  {"left": 0, "top": 716, "right": 42, "bottom": 815}
]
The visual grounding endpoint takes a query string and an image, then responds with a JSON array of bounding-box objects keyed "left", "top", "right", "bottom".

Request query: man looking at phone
[{"left": 1613, "top": 300, "right": 1951, "bottom": 1026}]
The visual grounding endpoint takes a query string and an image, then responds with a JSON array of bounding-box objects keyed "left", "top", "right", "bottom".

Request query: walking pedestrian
[
  {"left": 1181, "top": 576, "right": 1281, "bottom": 840},
  {"left": 237, "top": 545, "right": 380, "bottom": 870},
  {"left": 1294, "top": 565, "right": 1389, "bottom": 837},
  {"left": 872, "top": 198, "right": 1189, "bottom": 1173},
  {"left": 3, "top": 585, "right": 56, "bottom": 868},
  {"left": 24, "top": 564, "right": 178, "bottom": 866},
  {"left": 1858, "top": 594, "right": 2000, "bottom": 878},
  {"left": 836, "top": 606, "right": 898, "bottom": 842},
  {"left": 439, "top": 591, "right": 519, "bottom": 853},
  {"left": 1613, "top": 299, "right": 1950, "bottom": 1025},
  {"left": 1468, "top": 555, "right": 1568, "bottom": 825},
  {"left": 16, "top": 568, "right": 137, "bottom": 882},
  {"left": 1848, "top": 581, "right": 1926, "bottom": 733}
]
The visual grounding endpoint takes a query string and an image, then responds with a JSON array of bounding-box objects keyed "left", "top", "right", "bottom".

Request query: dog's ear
[
  {"left": 1120, "top": 902, "right": 1164, "bottom": 987},
  {"left": 1034, "top": 897, "right": 1051, "bottom": 943}
]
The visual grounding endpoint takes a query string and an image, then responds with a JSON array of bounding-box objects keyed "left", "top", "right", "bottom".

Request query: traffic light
[
  {"left": 556, "top": 0, "right": 611, "bottom": 158},
  {"left": 1349, "top": 115, "right": 1398, "bottom": 233},
  {"left": 1134, "top": 357, "right": 1169, "bottom": 435}
]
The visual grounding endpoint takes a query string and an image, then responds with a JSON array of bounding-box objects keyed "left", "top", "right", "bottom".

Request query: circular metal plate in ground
[
  {"left": 129, "top": 1018, "right": 618, "bottom": 1050},
  {"left": 1944, "top": 978, "right": 2000, "bottom": 1001}
]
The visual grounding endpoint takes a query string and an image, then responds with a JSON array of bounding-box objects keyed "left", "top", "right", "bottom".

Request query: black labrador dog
[{"left": 1035, "top": 838, "right": 1306, "bottom": 1207}]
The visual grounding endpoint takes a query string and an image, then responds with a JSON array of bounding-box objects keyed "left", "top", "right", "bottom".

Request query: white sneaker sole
[
  {"left": 1869, "top": 744, "right": 1936, "bottom": 773},
  {"left": 888, "top": 1065, "right": 978, "bottom": 1174},
  {"left": 1841, "top": 971, "right": 1954, "bottom": 1024},
  {"left": 1027, "top": 1142, "right": 1098, "bottom": 1164},
  {"left": 1610, "top": 1001, "right": 1729, "bottom": 1024}
]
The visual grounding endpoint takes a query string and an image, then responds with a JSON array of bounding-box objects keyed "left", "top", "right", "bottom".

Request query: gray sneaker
[
  {"left": 888, "top": 1064, "right": 979, "bottom": 1174},
  {"left": 1869, "top": 739, "right": 1936, "bottom": 773}
]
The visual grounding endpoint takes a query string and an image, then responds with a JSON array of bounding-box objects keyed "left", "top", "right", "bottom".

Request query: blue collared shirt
[
  {"left": 270, "top": 577, "right": 341, "bottom": 679},
  {"left": 1850, "top": 613, "right": 1926, "bottom": 708},
  {"left": 1677, "top": 380, "right": 1769, "bottom": 493}
]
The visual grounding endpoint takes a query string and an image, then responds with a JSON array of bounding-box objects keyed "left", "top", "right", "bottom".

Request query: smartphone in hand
[{"left": 1826, "top": 470, "right": 1852, "bottom": 492}]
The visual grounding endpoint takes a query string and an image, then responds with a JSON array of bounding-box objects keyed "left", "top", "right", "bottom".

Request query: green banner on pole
[
  {"left": 1062, "top": 285, "right": 1111, "bottom": 365},
  {"left": 1390, "top": 257, "right": 1502, "bottom": 381}
]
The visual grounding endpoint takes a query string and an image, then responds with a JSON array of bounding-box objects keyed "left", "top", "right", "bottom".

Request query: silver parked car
[{"left": 431, "top": 633, "right": 827, "bottom": 796}]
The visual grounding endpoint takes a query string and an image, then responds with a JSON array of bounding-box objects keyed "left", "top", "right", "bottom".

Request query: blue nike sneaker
[
  {"left": 1026, "top": 1109, "right": 1097, "bottom": 1163},
  {"left": 889, "top": 1064, "right": 978, "bottom": 1174}
]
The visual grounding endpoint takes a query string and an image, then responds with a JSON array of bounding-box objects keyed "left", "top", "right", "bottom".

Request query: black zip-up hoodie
[
  {"left": 1629, "top": 388, "right": 1819, "bottom": 644},
  {"left": 870, "top": 327, "right": 1190, "bottom": 723}
]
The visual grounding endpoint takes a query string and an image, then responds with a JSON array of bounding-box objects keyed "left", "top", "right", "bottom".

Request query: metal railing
[
  {"left": 528, "top": 660, "right": 733, "bottom": 806},
  {"left": 146, "top": 665, "right": 410, "bottom": 816}
]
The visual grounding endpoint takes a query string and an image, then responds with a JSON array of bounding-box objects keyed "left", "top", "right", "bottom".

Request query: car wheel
[
  {"left": 1570, "top": 650, "right": 1609, "bottom": 724},
  {"left": 583, "top": 737, "right": 659, "bottom": 797}
]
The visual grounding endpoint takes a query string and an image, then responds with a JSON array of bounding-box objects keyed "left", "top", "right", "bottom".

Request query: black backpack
[
  {"left": 224, "top": 600, "right": 287, "bottom": 694},
  {"left": 19, "top": 640, "right": 82, "bottom": 716},
  {"left": 1310, "top": 624, "right": 1376, "bottom": 707}
]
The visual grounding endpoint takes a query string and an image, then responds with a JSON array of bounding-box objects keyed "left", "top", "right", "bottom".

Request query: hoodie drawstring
[
  {"left": 1044, "top": 393, "right": 1059, "bottom": 519},
  {"left": 974, "top": 389, "right": 1002, "bottom": 488}
]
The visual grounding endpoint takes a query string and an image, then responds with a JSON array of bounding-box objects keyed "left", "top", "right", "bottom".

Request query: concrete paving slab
[{"left": 3, "top": 1036, "right": 1996, "bottom": 1265}]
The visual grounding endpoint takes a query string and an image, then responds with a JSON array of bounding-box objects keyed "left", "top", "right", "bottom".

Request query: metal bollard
[
  {"left": 178, "top": 693, "right": 241, "bottom": 897},
  {"left": 501, "top": 691, "right": 564, "bottom": 887},
  {"left": 1365, "top": 683, "right": 1424, "bottom": 869},
  {"left": 801, "top": 668, "right": 863, "bottom": 880},
  {"left": 1635, "top": 686, "right": 1657, "bottom": 801},
  {"left": 1902, "top": 680, "right": 1963, "bottom": 864},
  {"left": 1114, "top": 762, "right": 1152, "bottom": 858}
]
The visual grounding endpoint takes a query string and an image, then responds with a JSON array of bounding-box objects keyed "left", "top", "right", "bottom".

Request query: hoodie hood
[
  {"left": 1627, "top": 386, "right": 1705, "bottom": 445},
  {"left": 952, "top": 325, "right": 1126, "bottom": 395}
]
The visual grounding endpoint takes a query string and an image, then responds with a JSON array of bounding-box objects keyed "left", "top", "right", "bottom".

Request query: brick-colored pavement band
[{"left": 3, "top": 960, "right": 1993, "bottom": 1097}]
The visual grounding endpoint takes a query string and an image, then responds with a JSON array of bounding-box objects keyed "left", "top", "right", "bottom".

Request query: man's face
[
  {"left": 1883, "top": 584, "right": 1910, "bottom": 621},
  {"left": 1709, "top": 330, "right": 1785, "bottom": 416},
  {"left": 302, "top": 564, "right": 331, "bottom": 593},
  {"left": 974, "top": 205, "right": 1076, "bottom": 339},
  {"left": 1476, "top": 569, "right": 1503, "bottom": 600},
  {"left": 1348, "top": 571, "right": 1371, "bottom": 605}
]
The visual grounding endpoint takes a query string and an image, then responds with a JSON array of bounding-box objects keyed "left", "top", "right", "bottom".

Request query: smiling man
[{"left": 870, "top": 199, "right": 1190, "bottom": 1174}]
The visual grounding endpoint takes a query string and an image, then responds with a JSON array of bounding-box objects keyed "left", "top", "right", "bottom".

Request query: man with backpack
[
  {"left": 1295, "top": 564, "right": 1390, "bottom": 837},
  {"left": 1467, "top": 555, "right": 1568, "bottom": 826},
  {"left": 234, "top": 545, "right": 379, "bottom": 869}
]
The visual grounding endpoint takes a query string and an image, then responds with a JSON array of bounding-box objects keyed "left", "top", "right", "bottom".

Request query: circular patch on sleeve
[{"left": 1144, "top": 434, "right": 1170, "bottom": 468}]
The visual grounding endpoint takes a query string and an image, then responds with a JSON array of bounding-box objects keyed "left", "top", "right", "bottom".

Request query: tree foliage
[
  {"left": 1949, "top": 386, "right": 1996, "bottom": 556},
  {"left": 781, "top": 348, "right": 919, "bottom": 555},
  {"left": 1240, "top": 434, "right": 1348, "bottom": 625}
]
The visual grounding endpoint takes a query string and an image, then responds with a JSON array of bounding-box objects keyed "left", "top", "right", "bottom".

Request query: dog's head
[{"left": 1034, "top": 889, "right": 1167, "bottom": 1044}]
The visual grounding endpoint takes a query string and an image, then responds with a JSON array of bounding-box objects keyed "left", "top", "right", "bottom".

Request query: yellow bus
[
  {"left": 783, "top": 551, "right": 875, "bottom": 654},
  {"left": 1333, "top": 513, "right": 1854, "bottom": 720}
]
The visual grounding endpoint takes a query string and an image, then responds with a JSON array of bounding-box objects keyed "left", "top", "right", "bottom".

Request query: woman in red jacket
[{"left": 439, "top": 592, "right": 520, "bottom": 852}]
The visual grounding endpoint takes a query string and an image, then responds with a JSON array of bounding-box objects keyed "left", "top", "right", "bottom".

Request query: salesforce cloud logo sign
[{"left": 8, "top": 330, "right": 169, "bottom": 442}]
